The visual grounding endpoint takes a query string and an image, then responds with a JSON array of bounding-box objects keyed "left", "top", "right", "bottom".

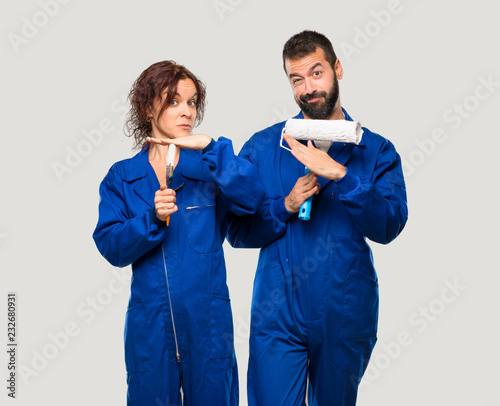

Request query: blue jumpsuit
[
  {"left": 93, "top": 138, "right": 263, "bottom": 406},
  {"left": 227, "top": 109, "right": 408, "bottom": 406}
]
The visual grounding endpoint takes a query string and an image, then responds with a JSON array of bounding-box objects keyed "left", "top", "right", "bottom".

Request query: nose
[
  {"left": 180, "top": 103, "right": 192, "bottom": 118},
  {"left": 304, "top": 77, "right": 315, "bottom": 95}
]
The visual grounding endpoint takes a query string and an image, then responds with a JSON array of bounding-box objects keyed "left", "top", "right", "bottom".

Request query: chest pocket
[{"left": 182, "top": 200, "right": 221, "bottom": 254}]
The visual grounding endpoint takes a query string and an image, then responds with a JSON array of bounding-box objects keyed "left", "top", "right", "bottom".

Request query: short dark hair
[
  {"left": 282, "top": 30, "right": 337, "bottom": 72},
  {"left": 125, "top": 60, "right": 206, "bottom": 150}
]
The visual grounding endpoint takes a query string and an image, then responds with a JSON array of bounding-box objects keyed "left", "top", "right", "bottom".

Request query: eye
[
  {"left": 313, "top": 70, "right": 322, "bottom": 77},
  {"left": 170, "top": 99, "right": 178, "bottom": 106},
  {"left": 292, "top": 78, "right": 302, "bottom": 85},
  {"left": 188, "top": 100, "right": 197, "bottom": 107}
]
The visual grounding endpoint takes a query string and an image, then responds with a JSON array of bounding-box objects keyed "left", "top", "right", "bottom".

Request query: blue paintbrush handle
[{"left": 298, "top": 167, "right": 312, "bottom": 221}]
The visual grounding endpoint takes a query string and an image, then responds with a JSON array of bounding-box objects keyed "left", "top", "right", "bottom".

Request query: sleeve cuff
[
  {"left": 202, "top": 138, "right": 216, "bottom": 153},
  {"left": 334, "top": 168, "right": 361, "bottom": 197},
  {"left": 149, "top": 208, "right": 166, "bottom": 228},
  {"left": 270, "top": 197, "right": 294, "bottom": 224}
]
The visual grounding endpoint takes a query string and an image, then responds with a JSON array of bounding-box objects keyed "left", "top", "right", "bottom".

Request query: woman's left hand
[{"left": 147, "top": 134, "right": 212, "bottom": 150}]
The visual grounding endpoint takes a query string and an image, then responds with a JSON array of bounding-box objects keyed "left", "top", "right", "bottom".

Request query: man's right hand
[
  {"left": 154, "top": 185, "right": 178, "bottom": 221},
  {"left": 284, "top": 172, "right": 320, "bottom": 213}
]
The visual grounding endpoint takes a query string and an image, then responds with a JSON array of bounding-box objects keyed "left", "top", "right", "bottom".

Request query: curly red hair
[{"left": 125, "top": 60, "right": 206, "bottom": 150}]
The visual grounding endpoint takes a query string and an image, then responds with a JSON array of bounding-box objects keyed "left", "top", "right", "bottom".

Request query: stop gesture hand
[{"left": 283, "top": 134, "right": 346, "bottom": 181}]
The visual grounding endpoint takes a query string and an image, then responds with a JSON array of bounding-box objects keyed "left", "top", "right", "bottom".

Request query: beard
[{"left": 297, "top": 74, "right": 340, "bottom": 120}]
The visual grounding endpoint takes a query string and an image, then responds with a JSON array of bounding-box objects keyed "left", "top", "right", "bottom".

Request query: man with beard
[{"left": 227, "top": 30, "right": 408, "bottom": 406}]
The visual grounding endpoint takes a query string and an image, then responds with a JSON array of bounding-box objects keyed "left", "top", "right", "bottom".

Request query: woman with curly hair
[{"left": 93, "top": 60, "right": 263, "bottom": 405}]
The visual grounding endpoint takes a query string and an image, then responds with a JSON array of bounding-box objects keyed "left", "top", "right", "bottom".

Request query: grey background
[{"left": 1, "top": 0, "right": 499, "bottom": 404}]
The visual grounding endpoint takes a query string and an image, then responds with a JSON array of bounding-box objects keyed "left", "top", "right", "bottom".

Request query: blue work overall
[
  {"left": 94, "top": 138, "right": 263, "bottom": 406},
  {"left": 228, "top": 109, "right": 408, "bottom": 406}
]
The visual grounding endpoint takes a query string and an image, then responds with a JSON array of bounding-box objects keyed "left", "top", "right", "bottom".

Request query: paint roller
[
  {"left": 165, "top": 144, "right": 176, "bottom": 226},
  {"left": 280, "top": 119, "right": 363, "bottom": 221}
]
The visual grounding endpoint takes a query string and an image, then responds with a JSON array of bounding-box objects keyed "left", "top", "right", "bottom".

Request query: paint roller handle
[
  {"left": 166, "top": 176, "right": 173, "bottom": 226},
  {"left": 298, "top": 167, "right": 313, "bottom": 221}
]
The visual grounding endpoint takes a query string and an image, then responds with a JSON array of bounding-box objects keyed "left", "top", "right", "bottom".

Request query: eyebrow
[
  {"left": 173, "top": 92, "right": 198, "bottom": 99},
  {"left": 289, "top": 62, "right": 324, "bottom": 79}
]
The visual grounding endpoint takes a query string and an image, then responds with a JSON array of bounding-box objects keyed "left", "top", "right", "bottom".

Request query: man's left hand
[{"left": 283, "top": 134, "right": 347, "bottom": 181}]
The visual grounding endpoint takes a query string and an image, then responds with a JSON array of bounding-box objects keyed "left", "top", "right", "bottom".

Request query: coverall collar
[
  {"left": 121, "top": 147, "right": 207, "bottom": 208},
  {"left": 166, "top": 148, "right": 207, "bottom": 191},
  {"left": 122, "top": 148, "right": 149, "bottom": 182},
  {"left": 122, "top": 148, "right": 156, "bottom": 208}
]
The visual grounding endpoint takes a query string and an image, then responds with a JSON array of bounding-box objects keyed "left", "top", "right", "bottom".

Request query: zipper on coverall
[{"left": 161, "top": 244, "right": 181, "bottom": 362}]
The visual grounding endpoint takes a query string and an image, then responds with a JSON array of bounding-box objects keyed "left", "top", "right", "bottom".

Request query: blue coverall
[
  {"left": 93, "top": 138, "right": 263, "bottom": 406},
  {"left": 227, "top": 109, "right": 408, "bottom": 406}
]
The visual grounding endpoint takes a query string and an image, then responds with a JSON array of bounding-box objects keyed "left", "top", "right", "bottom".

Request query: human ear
[{"left": 334, "top": 59, "right": 344, "bottom": 80}]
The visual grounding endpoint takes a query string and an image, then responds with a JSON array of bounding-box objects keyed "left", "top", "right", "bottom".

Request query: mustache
[{"left": 300, "top": 91, "right": 327, "bottom": 103}]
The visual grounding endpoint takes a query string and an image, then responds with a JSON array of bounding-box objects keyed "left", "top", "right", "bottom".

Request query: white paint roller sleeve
[{"left": 281, "top": 119, "right": 363, "bottom": 151}]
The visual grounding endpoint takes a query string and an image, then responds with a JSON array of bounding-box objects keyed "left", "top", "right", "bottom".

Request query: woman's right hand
[
  {"left": 154, "top": 185, "right": 178, "bottom": 221},
  {"left": 147, "top": 134, "right": 212, "bottom": 150}
]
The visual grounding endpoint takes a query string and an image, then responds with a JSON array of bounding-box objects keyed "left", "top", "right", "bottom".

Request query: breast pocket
[{"left": 182, "top": 202, "right": 221, "bottom": 254}]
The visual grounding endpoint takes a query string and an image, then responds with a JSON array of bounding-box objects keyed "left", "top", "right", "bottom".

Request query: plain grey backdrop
[{"left": 2, "top": 0, "right": 499, "bottom": 404}]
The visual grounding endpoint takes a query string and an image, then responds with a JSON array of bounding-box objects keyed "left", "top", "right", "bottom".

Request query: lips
[{"left": 300, "top": 91, "right": 327, "bottom": 104}]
